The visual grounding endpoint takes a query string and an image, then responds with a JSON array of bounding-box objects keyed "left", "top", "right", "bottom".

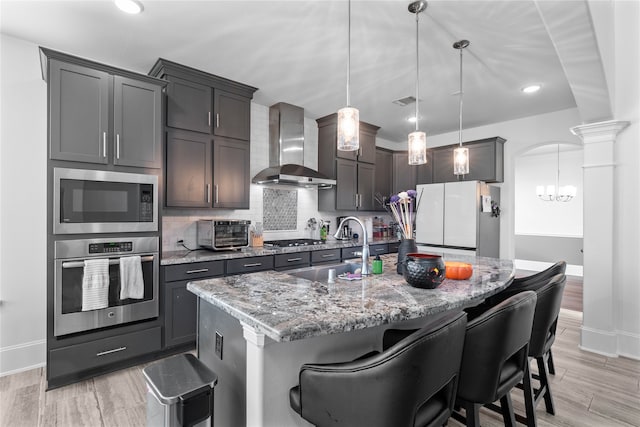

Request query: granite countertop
[
  {"left": 187, "top": 254, "right": 514, "bottom": 343},
  {"left": 161, "top": 237, "right": 400, "bottom": 265}
]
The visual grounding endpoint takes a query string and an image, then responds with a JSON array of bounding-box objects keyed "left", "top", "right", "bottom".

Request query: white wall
[
  {"left": 0, "top": 35, "right": 48, "bottom": 375},
  {"left": 515, "top": 148, "right": 583, "bottom": 237}
]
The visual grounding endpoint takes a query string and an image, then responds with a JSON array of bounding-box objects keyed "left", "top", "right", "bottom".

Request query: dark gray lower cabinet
[
  {"left": 311, "top": 249, "right": 341, "bottom": 264},
  {"left": 164, "top": 281, "right": 198, "bottom": 348},
  {"left": 274, "top": 252, "right": 310, "bottom": 271},
  {"left": 48, "top": 327, "right": 161, "bottom": 378},
  {"left": 226, "top": 256, "right": 274, "bottom": 275},
  {"left": 369, "top": 243, "right": 389, "bottom": 256},
  {"left": 162, "top": 260, "right": 224, "bottom": 348}
]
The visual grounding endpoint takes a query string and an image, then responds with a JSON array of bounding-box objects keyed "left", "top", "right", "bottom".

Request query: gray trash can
[{"left": 143, "top": 353, "right": 218, "bottom": 427}]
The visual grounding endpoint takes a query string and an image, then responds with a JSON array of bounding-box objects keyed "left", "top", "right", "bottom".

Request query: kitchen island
[{"left": 187, "top": 253, "right": 514, "bottom": 427}]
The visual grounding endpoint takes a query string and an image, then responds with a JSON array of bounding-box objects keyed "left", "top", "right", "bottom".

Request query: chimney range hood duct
[{"left": 252, "top": 103, "right": 336, "bottom": 189}]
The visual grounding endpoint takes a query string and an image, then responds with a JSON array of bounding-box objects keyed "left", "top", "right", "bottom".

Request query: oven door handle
[{"left": 61, "top": 255, "right": 155, "bottom": 269}]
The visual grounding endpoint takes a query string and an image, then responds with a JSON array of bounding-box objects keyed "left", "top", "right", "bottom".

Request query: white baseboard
[
  {"left": 616, "top": 329, "right": 640, "bottom": 360},
  {"left": 0, "top": 339, "right": 46, "bottom": 377},
  {"left": 579, "top": 325, "right": 619, "bottom": 358},
  {"left": 514, "top": 259, "right": 583, "bottom": 277}
]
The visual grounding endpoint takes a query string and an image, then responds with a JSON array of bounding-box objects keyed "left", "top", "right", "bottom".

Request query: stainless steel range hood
[{"left": 252, "top": 102, "right": 336, "bottom": 189}]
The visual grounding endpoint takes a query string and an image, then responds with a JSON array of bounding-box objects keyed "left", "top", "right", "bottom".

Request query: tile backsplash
[{"left": 263, "top": 188, "right": 297, "bottom": 230}]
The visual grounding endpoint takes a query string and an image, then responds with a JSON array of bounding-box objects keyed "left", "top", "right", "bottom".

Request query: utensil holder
[{"left": 396, "top": 238, "right": 418, "bottom": 274}]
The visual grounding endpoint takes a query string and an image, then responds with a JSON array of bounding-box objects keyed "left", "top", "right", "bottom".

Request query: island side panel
[
  {"left": 260, "top": 315, "right": 445, "bottom": 427},
  {"left": 198, "top": 299, "right": 247, "bottom": 427}
]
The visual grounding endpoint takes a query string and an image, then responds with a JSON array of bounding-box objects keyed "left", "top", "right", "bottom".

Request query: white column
[
  {"left": 570, "top": 120, "right": 629, "bottom": 356},
  {"left": 242, "top": 322, "right": 266, "bottom": 427}
]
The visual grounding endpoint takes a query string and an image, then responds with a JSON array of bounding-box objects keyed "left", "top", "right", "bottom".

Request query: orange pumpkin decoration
[{"left": 444, "top": 261, "right": 473, "bottom": 280}]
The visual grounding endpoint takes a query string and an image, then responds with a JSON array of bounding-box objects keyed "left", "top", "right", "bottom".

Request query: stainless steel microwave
[{"left": 53, "top": 168, "right": 158, "bottom": 234}]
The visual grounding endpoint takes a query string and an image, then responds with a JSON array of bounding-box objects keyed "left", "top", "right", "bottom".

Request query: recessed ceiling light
[
  {"left": 115, "top": 0, "right": 143, "bottom": 14},
  {"left": 522, "top": 84, "right": 541, "bottom": 94},
  {"left": 407, "top": 116, "right": 417, "bottom": 123}
]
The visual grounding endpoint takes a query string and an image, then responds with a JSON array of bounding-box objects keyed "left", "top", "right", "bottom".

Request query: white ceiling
[{"left": 0, "top": 0, "right": 611, "bottom": 144}]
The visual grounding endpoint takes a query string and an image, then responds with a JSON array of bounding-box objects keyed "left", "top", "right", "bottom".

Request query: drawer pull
[
  {"left": 322, "top": 254, "right": 336, "bottom": 258},
  {"left": 287, "top": 257, "right": 302, "bottom": 262},
  {"left": 374, "top": 248, "right": 385, "bottom": 252},
  {"left": 244, "top": 262, "right": 262, "bottom": 267},
  {"left": 96, "top": 346, "right": 127, "bottom": 357},
  {"left": 186, "top": 268, "right": 209, "bottom": 274}
]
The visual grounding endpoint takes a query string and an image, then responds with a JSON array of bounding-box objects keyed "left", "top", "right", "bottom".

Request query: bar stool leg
[{"left": 537, "top": 355, "right": 555, "bottom": 415}]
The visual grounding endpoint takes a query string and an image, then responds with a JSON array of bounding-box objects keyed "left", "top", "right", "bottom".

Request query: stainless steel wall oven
[
  {"left": 53, "top": 236, "right": 159, "bottom": 336},
  {"left": 53, "top": 168, "right": 158, "bottom": 234}
]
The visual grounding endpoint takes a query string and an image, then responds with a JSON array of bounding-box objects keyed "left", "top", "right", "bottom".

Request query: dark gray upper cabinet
[
  {"left": 374, "top": 148, "right": 393, "bottom": 211},
  {"left": 43, "top": 49, "right": 164, "bottom": 168},
  {"left": 113, "top": 76, "right": 162, "bottom": 168},
  {"left": 392, "top": 151, "right": 418, "bottom": 194},
  {"left": 165, "top": 75, "right": 211, "bottom": 133},
  {"left": 335, "top": 159, "right": 358, "bottom": 210},
  {"left": 166, "top": 129, "right": 211, "bottom": 208},
  {"left": 213, "top": 137, "right": 250, "bottom": 209},
  {"left": 49, "top": 60, "right": 110, "bottom": 164},
  {"left": 432, "top": 137, "right": 506, "bottom": 183},
  {"left": 317, "top": 114, "right": 380, "bottom": 211},
  {"left": 357, "top": 162, "right": 375, "bottom": 210},
  {"left": 214, "top": 90, "right": 251, "bottom": 140},
  {"left": 416, "top": 152, "right": 433, "bottom": 185},
  {"left": 149, "top": 59, "right": 257, "bottom": 209}
]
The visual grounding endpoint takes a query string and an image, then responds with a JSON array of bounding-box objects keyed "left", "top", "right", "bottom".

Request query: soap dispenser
[{"left": 372, "top": 254, "right": 383, "bottom": 274}]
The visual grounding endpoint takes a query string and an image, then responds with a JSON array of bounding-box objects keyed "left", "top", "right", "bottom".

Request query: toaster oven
[{"left": 197, "top": 220, "right": 250, "bottom": 251}]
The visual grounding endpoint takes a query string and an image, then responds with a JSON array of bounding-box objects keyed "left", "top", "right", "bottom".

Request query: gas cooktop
[{"left": 263, "top": 239, "right": 325, "bottom": 248}]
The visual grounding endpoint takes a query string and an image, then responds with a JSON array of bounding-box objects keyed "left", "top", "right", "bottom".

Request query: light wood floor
[{"left": 1, "top": 312, "right": 638, "bottom": 426}]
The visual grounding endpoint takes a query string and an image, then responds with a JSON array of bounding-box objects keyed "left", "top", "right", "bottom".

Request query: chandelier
[{"left": 536, "top": 144, "right": 577, "bottom": 202}]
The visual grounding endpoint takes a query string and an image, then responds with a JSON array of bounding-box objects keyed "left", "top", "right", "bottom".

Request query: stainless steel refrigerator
[{"left": 415, "top": 181, "right": 500, "bottom": 257}]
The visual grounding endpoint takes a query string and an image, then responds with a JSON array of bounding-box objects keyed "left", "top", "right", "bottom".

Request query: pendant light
[
  {"left": 453, "top": 39, "right": 470, "bottom": 175},
  {"left": 337, "top": 0, "right": 360, "bottom": 151},
  {"left": 407, "top": 1, "right": 428, "bottom": 165},
  {"left": 536, "top": 144, "right": 577, "bottom": 202}
]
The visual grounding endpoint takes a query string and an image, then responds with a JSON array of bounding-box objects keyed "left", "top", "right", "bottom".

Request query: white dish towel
[
  {"left": 120, "top": 255, "right": 144, "bottom": 300},
  {"left": 82, "top": 258, "right": 110, "bottom": 311}
]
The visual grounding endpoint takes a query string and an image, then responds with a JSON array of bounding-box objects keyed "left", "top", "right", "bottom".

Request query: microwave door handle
[{"left": 61, "top": 255, "right": 155, "bottom": 269}]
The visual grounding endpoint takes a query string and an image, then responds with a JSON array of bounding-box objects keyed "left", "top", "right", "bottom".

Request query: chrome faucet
[{"left": 334, "top": 216, "right": 371, "bottom": 276}]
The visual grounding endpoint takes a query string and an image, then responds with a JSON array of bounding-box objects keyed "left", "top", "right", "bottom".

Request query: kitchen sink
[{"left": 287, "top": 262, "right": 364, "bottom": 282}]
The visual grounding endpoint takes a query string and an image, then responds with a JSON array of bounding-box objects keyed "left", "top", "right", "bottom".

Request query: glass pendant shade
[
  {"left": 453, "top": 146, "right": 469, "bottom": 175},
  {"left": 408, "top": 131, "right": 427, "bottom": 165},
  {"left": 337, "top": 106, "right": 360, "bottom": 151}
]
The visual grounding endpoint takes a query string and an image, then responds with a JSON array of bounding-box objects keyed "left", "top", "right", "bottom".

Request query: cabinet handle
[
  {"left": 208, "top": 112, "right": 211, "bottom": 127},
  {"left": 96, "top": 346, "right": 126, "bottom": 357},
  {"left": 355, "top": 194, "right": 358, "bottom": 207},
  {"left": 206, "top": 184, "right": 211, "bottom": 204},
  {"left": 374, "top": 248, "right": 385, "bottom": 252},
  {"left": 116, "top": 134, "right": 120, "bottom": 159},
  {"left": 214, "top": 185, "right": 219, "bottom": 204},
  {"left": 186, "top": 268, "right": 209, "bottom": 274},
  {"left": 243, "top": 262, "right": 262, "bottom": 267},
  {"left": 322, "top": 254, "right": 335, "bottom": 258},
  {"left": 287, "top": 257, "right": 302, "bottom": 262},
  {"left": 216, "top": 113, "right": 220, "bottom": 128},
  {"left": 102, "top": 132, "right": 107, "bottom": 157}
]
